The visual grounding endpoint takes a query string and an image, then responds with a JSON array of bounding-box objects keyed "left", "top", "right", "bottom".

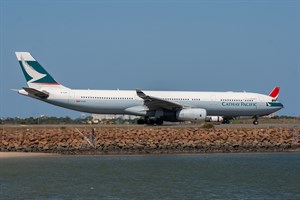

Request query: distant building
[
  {"left": 91, "top": 114, "right": 139, "bottom": 121},
  {"left": 265, "top": 112, "right": 276, "bottom": 118}
]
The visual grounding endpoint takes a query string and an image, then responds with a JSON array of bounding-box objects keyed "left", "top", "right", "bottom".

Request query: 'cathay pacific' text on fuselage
[{"left": 222, "top": 102, "right": 257, "bottom": 107}]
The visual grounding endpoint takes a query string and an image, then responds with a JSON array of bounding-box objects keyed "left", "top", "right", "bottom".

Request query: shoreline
[
  {"left": 1, "top": 150, "right": 300, "bottom": 159},
  {"left": 0, "top": 152, "right": 57, "bottom": 158}
]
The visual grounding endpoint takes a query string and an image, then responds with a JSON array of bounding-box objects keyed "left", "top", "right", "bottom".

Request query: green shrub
[{"left": 202, "top": 123, "right": 214, "bottom": 129}]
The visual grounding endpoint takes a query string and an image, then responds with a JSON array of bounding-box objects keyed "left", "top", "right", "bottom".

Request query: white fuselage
[{"left": 22, "top": 88, "right": 282, "bottom": 118}]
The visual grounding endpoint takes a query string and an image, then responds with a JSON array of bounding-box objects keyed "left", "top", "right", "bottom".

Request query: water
[{"left": 1, "top": 153, "right": 300, "bottom": 199}]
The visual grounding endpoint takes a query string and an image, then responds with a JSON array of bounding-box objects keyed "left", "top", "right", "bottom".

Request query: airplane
[{"left": 15, "top": 52, "right": 284, "bottom": 125}]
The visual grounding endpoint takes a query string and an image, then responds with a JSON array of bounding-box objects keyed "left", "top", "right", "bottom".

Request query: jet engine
[{"left": 176, "top": 108, "right": 207, "bottom": 121}]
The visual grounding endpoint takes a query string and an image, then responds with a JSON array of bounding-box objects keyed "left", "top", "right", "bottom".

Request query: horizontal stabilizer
[{"left": 23, "top": 87, "right": 49, "bottom": 99}]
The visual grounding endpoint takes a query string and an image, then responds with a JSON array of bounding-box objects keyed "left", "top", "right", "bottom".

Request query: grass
[{"left": 232, "top": 118, "right": 300, "bottom": 124}]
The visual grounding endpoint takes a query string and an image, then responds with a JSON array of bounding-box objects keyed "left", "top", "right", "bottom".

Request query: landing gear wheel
[
  {"left": 223, "top": 119, "right": 230, "bottom": 124},
  {"left": 155, "top": 118, "right": 163, "bottom": 126},
  {"left": 146, "top": 119, "right": 155, "bottom": 125},
  {"left": 253, "top": 120, "right": 259, "bottom": 125},
  {"left": 137, "top": 119, "right": 145, "bottom": 125}
]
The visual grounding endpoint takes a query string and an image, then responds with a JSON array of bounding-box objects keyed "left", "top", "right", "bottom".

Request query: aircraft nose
[
  {"left": 267, "top": 102, "right": 284, "bottom": 109},
  {"left": 278, "top": 102, "right": 284, "bottom": 108}
]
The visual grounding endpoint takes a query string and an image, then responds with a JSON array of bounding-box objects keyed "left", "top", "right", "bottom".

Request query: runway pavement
[{"left": 1, "top": 123, "right": 299, "bottom": 129}]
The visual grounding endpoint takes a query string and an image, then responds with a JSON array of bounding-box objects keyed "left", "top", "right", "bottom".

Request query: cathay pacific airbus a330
[{"left": 15, "top": 52, "right": 283, "bottom": 125}]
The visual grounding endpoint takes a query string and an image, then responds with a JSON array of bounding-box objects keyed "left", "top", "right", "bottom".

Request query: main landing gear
[
  {"left": 137, "top": 118, "right": 164, "bottom": 126},
  {"left": 222, "top": 118, "right": 231, "bottom": 124}
]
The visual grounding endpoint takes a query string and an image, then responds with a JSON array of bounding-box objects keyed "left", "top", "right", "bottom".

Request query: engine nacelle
[
  {"left": 176, "top": 108, "right": 207, "bottom": 121},
  {"left": 205, "top": 116, "right": 224, "bottom": 122}
]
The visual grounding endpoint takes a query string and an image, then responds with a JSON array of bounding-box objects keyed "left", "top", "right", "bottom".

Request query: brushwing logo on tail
[{"left": 21, "top": 56, "right": 46, "bottom": 83}]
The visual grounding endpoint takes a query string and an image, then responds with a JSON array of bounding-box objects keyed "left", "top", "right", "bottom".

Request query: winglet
[
  {"left": 269, "top": 86, "right": 280, "bottom": 100},
  {"left": 136, "top": 89, "right": 147, "bottom": 99}
]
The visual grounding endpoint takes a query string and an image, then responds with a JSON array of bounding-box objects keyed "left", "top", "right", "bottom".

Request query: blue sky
[{"left": 0, "top": 0, "right": 299, "bottom": 118}]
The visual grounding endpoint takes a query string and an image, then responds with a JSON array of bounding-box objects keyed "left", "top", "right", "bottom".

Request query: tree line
[
  {"left": 0, "top": 116, "right": 89, "bottom": 125},
  {"left": 0, "top": 116, "right": 139, "bottom": 125}
]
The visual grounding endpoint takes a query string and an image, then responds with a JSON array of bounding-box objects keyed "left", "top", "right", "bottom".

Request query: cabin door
[
  {"left": 68, "top": 91, "right": 75, "bottom": 103},
  {"left": 256, "top": 96, "right": 265, "bottom": 109},
  {"left": 210, "top": 95, "right": 217, "bottom": 106}
]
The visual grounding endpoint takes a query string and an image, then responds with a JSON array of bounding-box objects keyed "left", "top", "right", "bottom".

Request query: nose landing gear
[{"left": 253, "top": 116, "right": 259, "bottom": 125}]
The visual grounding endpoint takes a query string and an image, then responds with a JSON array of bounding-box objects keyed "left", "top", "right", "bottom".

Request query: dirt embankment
[{"left": 0, "top": 126, "right": 299, "bottom": 154}]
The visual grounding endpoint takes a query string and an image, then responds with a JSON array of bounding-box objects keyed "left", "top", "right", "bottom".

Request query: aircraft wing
[{"left": 136, "top": 89, "right": 183, "bottom": 111}]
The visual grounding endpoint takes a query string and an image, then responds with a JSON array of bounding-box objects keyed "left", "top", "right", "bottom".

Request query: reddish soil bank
[{"left": 0, "top": 126, "right": 299, "bottom": 154}]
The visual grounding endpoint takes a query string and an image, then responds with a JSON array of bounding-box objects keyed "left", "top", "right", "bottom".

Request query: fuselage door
[
  {"left": 210, "top": 95, "right": 217, "bottom": 106},
  {"left": 68, "top": 91, "right": 75, "bottom": 103},
  {"left": 256, "top": 95, "right": 265, "bottom": 109}
]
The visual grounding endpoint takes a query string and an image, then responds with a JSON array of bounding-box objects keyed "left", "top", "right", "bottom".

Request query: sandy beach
[{"left": 0, "top": 152, "right": 56, "bottom": 158}]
